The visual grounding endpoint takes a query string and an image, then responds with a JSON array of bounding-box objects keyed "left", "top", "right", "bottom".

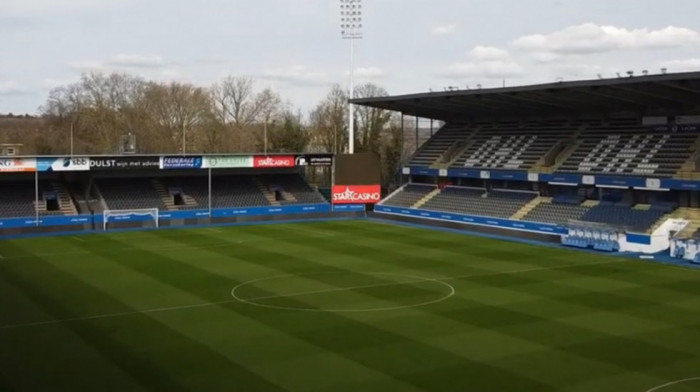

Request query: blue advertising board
[
  {"left": 332, "top": 204, "right": 366, "bottom": 212},
  {"left": 374, "top": 205, "right": 567, "bottom": 235},
  {"left": 160, "top": 156, "right": 203, "bottom": 169},
  {"left": 0, "top": 204, "right": 332, "bottom": 230}
]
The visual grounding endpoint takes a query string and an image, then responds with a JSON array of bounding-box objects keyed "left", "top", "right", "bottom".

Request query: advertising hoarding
[{"left": 332, "top": 185, "right": 381, "bottom": 204}]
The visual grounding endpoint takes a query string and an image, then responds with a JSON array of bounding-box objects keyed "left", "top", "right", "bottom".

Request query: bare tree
[
  {"left": 353, "top": 83, "right": 391, "bottom": 154},
  {"left": 309, "top": 84, "right": 348, "bottom": 154}
]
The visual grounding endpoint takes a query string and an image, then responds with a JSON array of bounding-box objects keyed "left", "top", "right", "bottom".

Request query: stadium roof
[{"left": 351, "top": 71, "right": 700, "bottom": 121}]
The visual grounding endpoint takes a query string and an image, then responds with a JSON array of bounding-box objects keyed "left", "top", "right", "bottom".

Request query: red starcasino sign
[
  {"left": 332, "top": 185, "right": 381, "bottom": 204},
  {"left": 253, "top": 156, "right": 296, "bottom": 168}
]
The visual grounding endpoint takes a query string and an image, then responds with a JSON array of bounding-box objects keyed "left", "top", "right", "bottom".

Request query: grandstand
[{"left": 357, "top": 71, "right": 700, "bottom": 255}]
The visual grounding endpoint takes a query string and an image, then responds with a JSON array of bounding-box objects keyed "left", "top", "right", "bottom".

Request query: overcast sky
[{"left": 1, "top": 0, "right": 700, "bottom": 115}]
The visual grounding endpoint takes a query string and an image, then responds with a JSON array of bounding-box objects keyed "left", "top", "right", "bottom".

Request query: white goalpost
[{"left": 103, "top": 208, "right": 159, "bottom": 230}]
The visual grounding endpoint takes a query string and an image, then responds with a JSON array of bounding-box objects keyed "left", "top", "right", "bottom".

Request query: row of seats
[
  {"left": 421, "top": 187, "right": 536, "bottom": 219},
  {"left": 0, "top": 181, "right": 81, "bottom": 218},
  {"left": 380, "top": 184, "right": 436, "bottom": 208},
  {"left": 523, "top": 203, "right": 590, "bottom": 225},
  {"left": 409, "top": 121, "right": 698, "bottom": 177},
  {"left": 386, "top": 183, "right": 674, "bottom": 232},
  {"left": 409, "top": 123, "right": 472, "bottom": 167},
  {"left": 0, "top": 175, "right": 326, "bottom": 218},
  {"left": 452, "top": 129, "right": 567, "bottom": 170},
  {"left": 557, "top": 131, "right": 696, "bottom": 177},
  {"left": 98, "top": 178, "right": 168, "bottom": 211},
  {"left": 580, "top": 205, "right": 666, "bottom": 231}
]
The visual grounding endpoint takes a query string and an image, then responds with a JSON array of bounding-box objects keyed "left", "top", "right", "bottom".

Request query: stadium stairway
[
  {"left": 511, "top": 196, "right": 549, "bottom": 220},
  {"left": 542, "top": 138, "right": 583, "bottom": 173},
  {"left": 671, "top": 208, "right": 700, "bottom": 238},
  {"left": 412, "top": 188, "right": 442, "bottom": 209},
  {"left": 50, "top": 181, "right": 78, "bottom": 215},
  {"left": 675, "top": 135, "right": 700, "bottom": 179},
  {"left": 152, "top": 179, "right": 178, "bottom": 211},
  {"left": 253, "top": 177, "right": 282, "bottom": 206},
  {"left": 438, "top": 137, "right": 479, "bottom": 168}
]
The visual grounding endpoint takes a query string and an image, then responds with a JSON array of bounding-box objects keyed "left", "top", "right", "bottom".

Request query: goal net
[{"left": 103, "top": 208, "right": 159, "bottom": 230}]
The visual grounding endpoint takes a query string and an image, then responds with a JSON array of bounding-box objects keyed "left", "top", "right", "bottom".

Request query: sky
[{"left": 1, "top": 0, "right": 700, "bottom": 115}]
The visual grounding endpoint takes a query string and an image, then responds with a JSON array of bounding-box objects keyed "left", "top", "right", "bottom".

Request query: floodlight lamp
[
  {"left": 626, "top": 70, "right": 634, "bottom": 77},
  {"left": 642, "top": 70, "right": 649, "bottom": 76},
  {"left": 597, "top": 74, "right": 603, "bottom": 79},
  {"left": 661, "top": 68, "right": 668, "bottom": 74}
]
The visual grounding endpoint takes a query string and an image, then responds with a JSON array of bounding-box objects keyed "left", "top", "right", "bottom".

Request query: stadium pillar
[
  {"left": 34, "top": 170, "right": 39, "bottom": 227},
  {"left": 208, "top": 168, "right": 212, "bottom": 218},
  {"left": 415, "top": 116, "right": 419, "bottom": 150},
  {"left": 349, "top": 38, "right": 355, "bottom": 154},
  {"left": 430, "top": 119, "right": 434, "bottom": 136}
]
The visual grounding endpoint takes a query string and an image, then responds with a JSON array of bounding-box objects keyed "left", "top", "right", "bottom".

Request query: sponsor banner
[
  {"left": 211, "top": 203, "right": 331, "bottom": 218},
  {"left": 374, "top": 205, "right": 568, "bottom": 235},
  {"left": 332, "top": 185, "right": 381, "bottom": 204},
  {"left": 254, "top": 155, "right": 296, "bottom": 168},
  {"left": 332, "top": 204, "right": 366, "bottom": 212},
  {"left": 0, "top": 158, "right": 36, "bottom": 172},
  {"left": 0, "top": 215, "right": 91, "bottom": 229},
  {"left": 203, "top": 155, "right": 254, "bottom": 169},
  {"left": 37, "top": 157, "right": 90, "bottom": 172},
  {"left": 160, "top": 156, "right": 203, "bottom": 170},
  {"left": 90, "top": 156, "right": 160, "bottom": 171},
  {"left": 294, "top": 154, "right": 333, "bottom": 167}
]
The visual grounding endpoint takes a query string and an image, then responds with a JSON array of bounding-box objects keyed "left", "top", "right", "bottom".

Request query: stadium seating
[
  {"left": 421, "top": 187, "right": 536, "bottom": 218},
  {"left": 556, "top": 129, "right": 696, "bottom": 177},
  {"left": 0, "top": 181, "right": 36, "bottom": 218},
  {"left": 98, "top": 178, "right": 168, "bottom": 211},
  {"left": 409, "top": 123, "right": 472, "bottom": 167},
  {"left": 451, "top": 127, "right": 569, "bottom": 170},
  {"left": 522, "top": 203, "right": 590, "bottom": 225},
  {"left": 381, "top": 184, "right": 437, "bottom": 207},
  {"left": 259, "top": 174, "right": 327, "bottom": 205},
  {"left": 579, "top": 205, "right": 666, "bottom": 231}
]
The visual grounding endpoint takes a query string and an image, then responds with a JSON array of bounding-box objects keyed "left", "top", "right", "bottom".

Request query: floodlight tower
[{"left": 340, "top": 0, "right": 363, "bottom": 154}]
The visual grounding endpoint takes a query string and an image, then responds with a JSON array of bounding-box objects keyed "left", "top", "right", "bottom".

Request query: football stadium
[
  {"left": 3, "top": 1, "right": 700, "bottom": 391},
  {"left": 2, "top": 72, "right": 700, "bottom": 391}
]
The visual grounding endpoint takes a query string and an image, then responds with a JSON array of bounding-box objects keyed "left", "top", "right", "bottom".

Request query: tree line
[{"left": 0, "top": 72, "right": 420, "bottom": 187}]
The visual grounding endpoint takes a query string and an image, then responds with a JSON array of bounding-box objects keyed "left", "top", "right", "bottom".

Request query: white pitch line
[
  {"left": 72, "top": 236, "right": 86, "bottom": 242},
  {"left": 238, "top": 258, "right": 628, "bottom": 303},
  {"left": 0, "top": 258, "right": 630, "bottom": 330},
  {"left": 645, "top": 376, "right": 700, "bottom": 392}
]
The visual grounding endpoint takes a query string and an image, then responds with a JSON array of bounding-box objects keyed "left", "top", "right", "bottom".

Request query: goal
[{"left": 103, "top": 208, "right": 159, "bottom": 230}]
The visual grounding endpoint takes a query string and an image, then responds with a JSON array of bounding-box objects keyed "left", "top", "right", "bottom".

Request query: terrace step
[
  {"left": 511, "top": 196, "right": 546, "bottom": 220},
  {"left": 253, "top": 177, "right": 281, "bottom": 206},
  {"left": 412, "top": 188, "right": 442, "bottom": 209},
  {"left": 152, "top": 179, "right": 177, "bottom": 211}
]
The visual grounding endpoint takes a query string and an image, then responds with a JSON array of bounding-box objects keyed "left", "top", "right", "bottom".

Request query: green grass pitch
[{"left": 1, "top": 220, "right": 700, "bottom": 391}]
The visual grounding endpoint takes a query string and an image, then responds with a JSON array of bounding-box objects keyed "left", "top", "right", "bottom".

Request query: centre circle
[{"left": 231, "top": 272, "right": 455, "bottom": 312}]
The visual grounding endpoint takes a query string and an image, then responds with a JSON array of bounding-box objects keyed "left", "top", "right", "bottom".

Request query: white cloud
[
  {"left": 432, "top": 24, "right": 456, "bottom": 36},
  {"left": 442, "top": 61, "right": 524, "bottom": 79},
  {"left": 441, "top": 45, "right": 522, "bottom": 79},
  {"left": 261, "top": 65, "right": 327, "bottom": 86},
  {"left": 105, "top": 54, "right": 166, "bottom": 69},
  {"left": 354, "top": 66, "right": 386, "bottom": 79},
  {"left": 0, "top": 81, "right": 28, "bottom": 96},
  {"left": 4, "top": 0, "right": 130, "bottom": 16},
  {"left": 470, "top": 46, "right": 510, "bottom": 61},
  {"left": 659, "top": 58, "right": 700, "bottom": 72},
  {"left": 68, "top": 54, "right": 173, "bottom": 72},
  {"left": 513, "top": 23, "right": 700, "bottom": 55}
]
